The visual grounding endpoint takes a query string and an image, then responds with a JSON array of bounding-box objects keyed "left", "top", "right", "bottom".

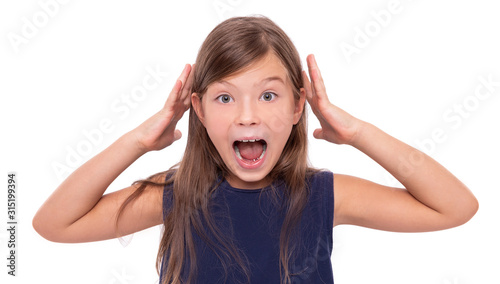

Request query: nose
[{"left": 235, "top": 100, "right": 261, "bottom": 126}]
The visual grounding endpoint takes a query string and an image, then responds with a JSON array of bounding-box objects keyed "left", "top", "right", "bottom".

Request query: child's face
[{"left": 192, "top": 53, "right": 305, "bottom": 189}]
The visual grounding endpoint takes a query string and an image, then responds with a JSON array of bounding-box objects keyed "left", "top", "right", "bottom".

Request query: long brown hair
[{"left": 118, "top": 15, "right": 315, "bottom": 284}]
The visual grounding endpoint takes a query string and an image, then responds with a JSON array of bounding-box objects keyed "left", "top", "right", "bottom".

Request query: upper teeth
[{"left": 239, "top": 139, "right": 261, "bottom": 142}]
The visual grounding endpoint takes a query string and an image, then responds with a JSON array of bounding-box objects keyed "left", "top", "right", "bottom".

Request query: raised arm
[
  {"left": 33, "top": 64, "right": 194, "bottom": 242},
  {"left": 303, "top": 54, "right": 478, "bottom": 232}
]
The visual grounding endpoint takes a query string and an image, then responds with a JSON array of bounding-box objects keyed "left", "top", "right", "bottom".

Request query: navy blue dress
[{"left": 160, "top": 171, "right": 334, "bottom": 283}]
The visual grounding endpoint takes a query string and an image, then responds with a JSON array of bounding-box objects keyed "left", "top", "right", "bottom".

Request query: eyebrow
[
  {"left": 217, "top": 76, "right": 286, "bottom": 87},
  {"left": 257, "top": 76, "right": 286, "bottom": 86}
]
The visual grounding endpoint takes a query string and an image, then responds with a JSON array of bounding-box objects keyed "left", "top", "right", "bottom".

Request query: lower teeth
[{"left": 258, "top": 144, "right": 267, "bottom": 160}]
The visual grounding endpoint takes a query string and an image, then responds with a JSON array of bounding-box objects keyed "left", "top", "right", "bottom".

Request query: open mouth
[{"left": 233, "top": 139, "right": 267, "bottom": 163}]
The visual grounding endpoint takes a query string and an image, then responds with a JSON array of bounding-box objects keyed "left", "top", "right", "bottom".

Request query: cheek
[
  {"left": 203, "top": 107, "right": 232, "bottom": 149},
  {"left": 205, "top": 126, "right": 230, "bottom": 162},
  {"left": 262, "top": 103, "right": 295, "bottom": 134},
  {"left": 205, "top": 120, "right": 227, "bottom": 144},
  {"left": 202, "top": 102, "right": 231, "bottom": 128}
]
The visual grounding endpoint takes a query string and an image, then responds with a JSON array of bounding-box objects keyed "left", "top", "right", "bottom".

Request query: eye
[
  {"left": 260, "top": 92, "right": 277, "bottom": 102},
  {"left": 217, "top": 94, "right": 233, "bottom": 103}
]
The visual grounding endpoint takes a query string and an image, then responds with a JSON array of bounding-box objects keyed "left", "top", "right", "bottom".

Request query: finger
[
  {"left": 165, "top": 64, "right": 192, "bottom": 108},
  {"left": 173, "top": 129, "right": 182, "bottom": 141},
  {"left": 181, "top": 64, "right": 195, "bottom": 107},
  {"left": 178, "top": 64, "right": 192, "bottom": 89},
  {"left": 306, "top": 54, "right": 328, "bottom": 101},
  {"left": 306, "top": 54, "right": 321, "bottom": 81},
  {"left": 169, "top": 79, "right": 183, "bottom": 100},
  {"left": 313, "top": 128, "right": 324, "bottom": 140},
  {"left": 302, "top": 70, "right": 313, "bottom": 102},
  {"left": 180, "top": 64, "right": 193, "bottom": 92},
  {"left": 302, "top": 70, "right": 322, "bottom": 118}
]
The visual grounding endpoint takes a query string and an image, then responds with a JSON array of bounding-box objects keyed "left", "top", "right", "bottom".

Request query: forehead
[{"left": 213, "top": 53, "right": 291, "bottom": 88}]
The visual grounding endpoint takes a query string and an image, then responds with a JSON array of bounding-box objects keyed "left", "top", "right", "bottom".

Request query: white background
[{"left": 1, "top": 0, "right": 499, "bottom": 283}]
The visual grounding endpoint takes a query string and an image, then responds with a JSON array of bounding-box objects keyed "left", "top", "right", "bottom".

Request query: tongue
[{"left": 237, "top": 142, "right": 263, "bottom": 160}]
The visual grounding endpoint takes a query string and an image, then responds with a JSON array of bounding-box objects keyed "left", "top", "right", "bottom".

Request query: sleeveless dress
[{"left": 160, "top": 171, "right": 334, "bottom": 283}]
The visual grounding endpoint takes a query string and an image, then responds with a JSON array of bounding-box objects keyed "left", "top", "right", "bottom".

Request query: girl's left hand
[{"left": 303, "top": 54, "right": 363, "bottom": 145}]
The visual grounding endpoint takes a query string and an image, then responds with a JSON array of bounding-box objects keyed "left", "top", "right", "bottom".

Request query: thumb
[
  {"left": 313, "top": 128, "right": 324, "bottom": 140},
  {"left": 173, "top": 129, "right": 182, "bottom": 141}
]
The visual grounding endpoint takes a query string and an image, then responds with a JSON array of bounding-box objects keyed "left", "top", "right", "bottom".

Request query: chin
[{"left": 226, "top": 168, "right": 273, "bottom": 189}]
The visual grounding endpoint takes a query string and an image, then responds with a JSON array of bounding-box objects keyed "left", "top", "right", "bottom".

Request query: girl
[{"left": 33, "top": 16, "right": 478, "bottom": 283}]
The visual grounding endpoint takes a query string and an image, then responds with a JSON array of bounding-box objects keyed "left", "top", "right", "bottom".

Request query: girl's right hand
[{"left": 130, "top": 64, "right": 194, "bottom": 152}]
